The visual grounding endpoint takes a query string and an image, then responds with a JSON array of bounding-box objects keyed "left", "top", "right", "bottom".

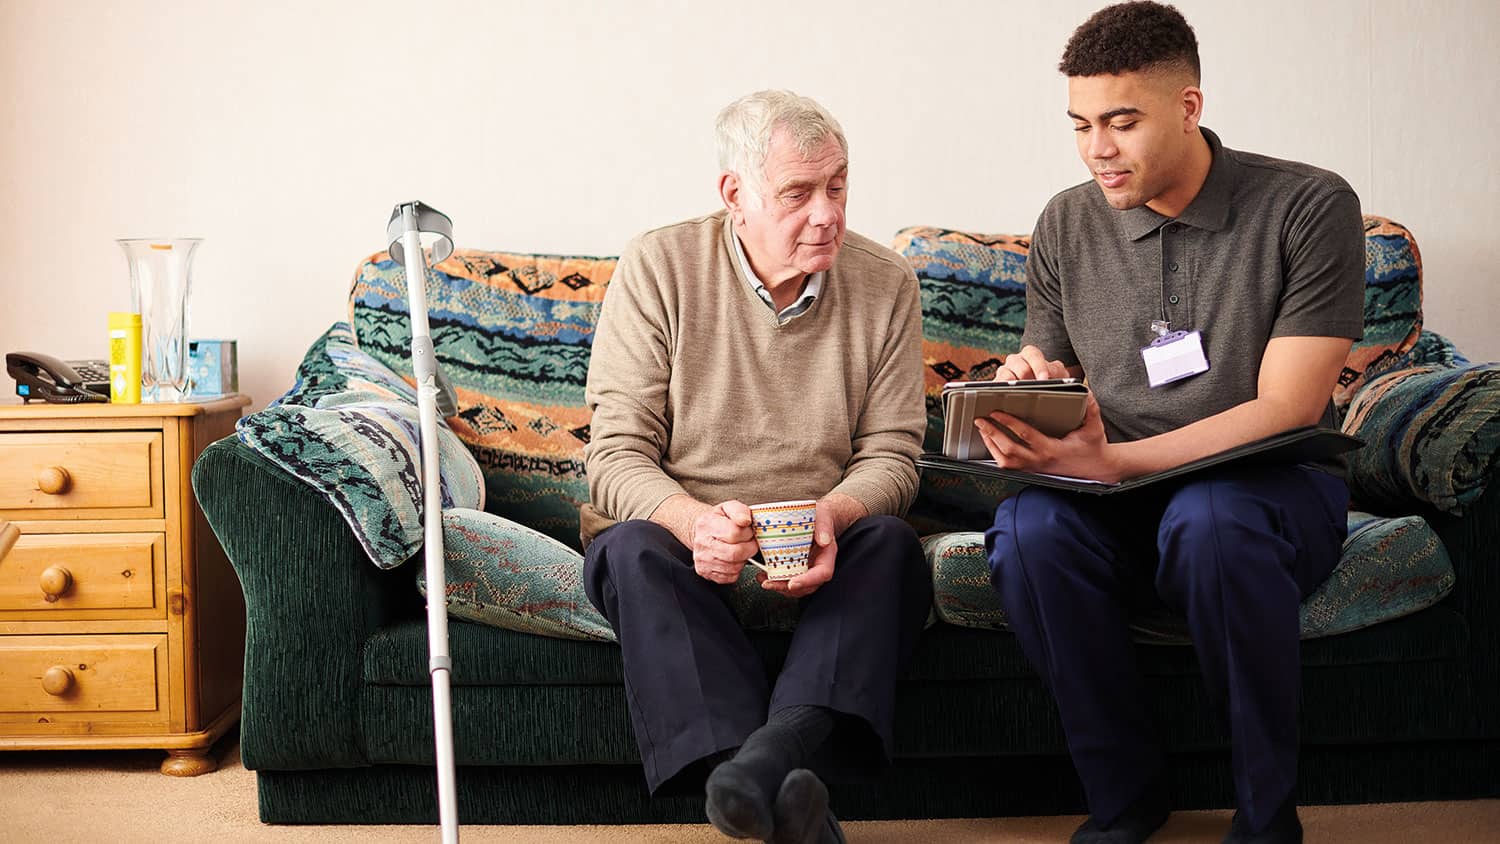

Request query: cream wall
[{"left": 2, "top": 0, "right": 1496, "bottom": 410}]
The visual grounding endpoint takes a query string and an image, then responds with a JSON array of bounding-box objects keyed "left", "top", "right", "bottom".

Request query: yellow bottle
[{"left": 108, "top": 312, "right": 142, "bottom": 404}]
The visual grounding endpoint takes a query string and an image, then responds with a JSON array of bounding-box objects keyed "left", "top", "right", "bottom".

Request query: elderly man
[{"left": 581, "top": 90, "right": 931, "bottom": 844}]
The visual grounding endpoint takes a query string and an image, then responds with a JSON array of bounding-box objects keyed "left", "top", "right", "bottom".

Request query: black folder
[{"left": 916, "top": 426, "right": 1364, "bottom": 495}]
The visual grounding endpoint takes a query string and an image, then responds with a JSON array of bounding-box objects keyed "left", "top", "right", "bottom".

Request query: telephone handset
[{"left": 6, "top": 352, "right": 110, "bottom": 403}]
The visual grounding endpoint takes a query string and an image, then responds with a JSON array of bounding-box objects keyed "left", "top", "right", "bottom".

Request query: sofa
[{"left": 191, "top": 215, "right": 1500, "bottom": 824}]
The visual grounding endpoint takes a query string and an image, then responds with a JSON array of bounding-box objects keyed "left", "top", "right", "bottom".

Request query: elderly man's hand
[
  {"left": 760, "top": 497, "right": 845, "bottom": 599},
  {"left": 689, "top": 500, "right": 759, "bottom": 584}
]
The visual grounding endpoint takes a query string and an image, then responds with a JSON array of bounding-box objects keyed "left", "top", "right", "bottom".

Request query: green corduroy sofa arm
[
  {"left": 192, "top": 435, "right": 415, "bottom": 770},
  {"left": 1426, "top": 479, "right": 1500, "bottom": 727}
]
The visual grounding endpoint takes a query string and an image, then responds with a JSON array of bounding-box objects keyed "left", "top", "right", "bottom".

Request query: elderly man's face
[{"left": 733, "top": 128, "right": 848, "bottom": 285}]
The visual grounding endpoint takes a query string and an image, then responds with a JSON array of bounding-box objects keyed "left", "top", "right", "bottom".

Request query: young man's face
[{"left": 1067, "top": 70, "right": 1202, "bottom": 215}]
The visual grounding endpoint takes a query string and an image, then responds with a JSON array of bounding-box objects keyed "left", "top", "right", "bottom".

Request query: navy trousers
[
  {"left": 985, "top": 465, "right": 1348, "bottom": 830},
  {"left": 584, "top": 514, "right": 931, "bottom": 794}
]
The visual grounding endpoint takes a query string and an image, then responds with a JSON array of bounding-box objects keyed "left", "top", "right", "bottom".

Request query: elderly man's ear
[{"left": 719, "top": 171, "right": 748, "bottom": 226}]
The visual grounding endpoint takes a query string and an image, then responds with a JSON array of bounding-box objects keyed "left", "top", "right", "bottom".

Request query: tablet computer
[{"left": 940, "top": 378, "right": 1090, "bottom": 460}]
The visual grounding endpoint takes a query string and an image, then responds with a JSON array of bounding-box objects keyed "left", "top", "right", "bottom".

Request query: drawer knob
[
  {"left": 42, "top": 666, "right": 75, "bottom": 696},
  {"left": 39, "top": 566, "right": 73, "bottom": 601},
  {"left": 0, "top": 520, "right": 18, "bottom": 561},
  {"left": 37, "top": 466, "right": 71, "bottom": 495}
]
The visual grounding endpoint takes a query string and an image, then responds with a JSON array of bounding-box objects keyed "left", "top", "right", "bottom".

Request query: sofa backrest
[
  {"left": 349, "top": 250, "right": 615, "bottom": 550},
  {"left": 348, "top": 215, "right": 1424, "bottom": 548}
]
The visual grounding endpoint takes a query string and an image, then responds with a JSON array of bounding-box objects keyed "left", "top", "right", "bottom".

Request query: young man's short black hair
[{"left": 1060, "top": 1, "right": 1200, "bottom": 81}]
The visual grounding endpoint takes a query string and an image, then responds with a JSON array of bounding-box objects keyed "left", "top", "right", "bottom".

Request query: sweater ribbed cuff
[
  {"left": 828, "top": 475, "right": 901, "bottom": 520},
  {"left": 620, "top": 476, "right": 692, "bottom": 524}
]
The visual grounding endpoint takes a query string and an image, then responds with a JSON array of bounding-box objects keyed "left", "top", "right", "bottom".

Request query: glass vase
[{"left": 118, "top": 237, "right": 201, "bottom": 402}]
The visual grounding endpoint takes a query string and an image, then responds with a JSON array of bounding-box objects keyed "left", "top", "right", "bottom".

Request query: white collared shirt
[{"left": 731, "top": 231, "right": 823, "bottom": 324}]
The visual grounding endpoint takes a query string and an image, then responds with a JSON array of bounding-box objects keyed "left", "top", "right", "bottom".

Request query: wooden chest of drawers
[{"left": 0, "top": 396, "right": 249, "bottom": 774}]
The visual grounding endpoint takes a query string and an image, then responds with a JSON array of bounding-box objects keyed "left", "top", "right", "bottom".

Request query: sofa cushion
[
  {"left": 924, "top": 509, "right": 1455, "bottom": 640},
  {"left": 890, "top": 227, "right": 1029, "bottom": 455},
  {"left": 417, "top": 509, "right": 616, "bottom": 641},
  {"left": 1335, "top": 217, "right": 1426, "bottom": 407},
  {"left": 236, "top": 328, "right": 486, "bottom": 569},
  {"left": 274, "top": 322, "right": 361, "bottom": 404},
  {"left": 348, "top": 249, "right": 617, "bottom": 551},
  {"left": 415, "top": 509, "right": 802, "bottom": 641},
  {"left": 906, "top": 464, "right": 1022, "bottom": 537},
  {"left": 1354, "top": 329, "right": 1469, "bottom": 391},
  {"left": 1343, "top": 363, "right": 1500, "bottom": 515}
]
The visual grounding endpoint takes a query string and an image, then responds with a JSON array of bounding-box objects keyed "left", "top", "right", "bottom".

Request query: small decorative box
[{"left": 188, "top": 339, "right": 239, "bottom": 396}]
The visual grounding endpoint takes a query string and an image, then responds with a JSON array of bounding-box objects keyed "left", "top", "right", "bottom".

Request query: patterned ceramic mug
[{"left": 748, "top": 499, "right": 817, "bottom": 580}]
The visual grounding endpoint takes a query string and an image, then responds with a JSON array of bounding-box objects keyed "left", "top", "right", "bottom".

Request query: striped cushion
[
  {"left": 1335, "top": 217, "right": 1425, "bottom": 408},
  {"left": 236, "top": 328, "right": 486, "bottom": 569},
  {"left": 924, "top": 509, "right": 1454, "bottom": 641},
  {"left": 1355, "top": 329, "right": 1468, "bottom": 391},
  {"left": 1342, "top": 363, "right": 1500, "bottom": 515},
  {"left": 416, "top": 511, "right": 803, "bottom": 641},
  {"left": 349, "top": 249, "right": 616, "bottom": 551},
  {"left": 890, "top": 227, "right": 1029, "bottom": 455}
]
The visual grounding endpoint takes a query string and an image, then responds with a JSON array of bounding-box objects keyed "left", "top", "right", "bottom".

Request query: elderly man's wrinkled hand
[
  {"left": 690, "top": 500, "right": 758, "bottom": 584},
  {"left": 760, "top": 499, "right": 838, "bottom": 599}
]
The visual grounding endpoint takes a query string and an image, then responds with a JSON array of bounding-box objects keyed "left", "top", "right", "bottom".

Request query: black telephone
[{"left": 6, "top": 352, "right": 110, "bottom": 403}]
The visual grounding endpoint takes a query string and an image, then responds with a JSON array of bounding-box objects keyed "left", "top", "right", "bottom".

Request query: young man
[
  {"left": 582, "top": 90, "right": 931, "bottom": 844},
  {"left": 978, "top": 4, "right": 1365, "bottom": 843}
]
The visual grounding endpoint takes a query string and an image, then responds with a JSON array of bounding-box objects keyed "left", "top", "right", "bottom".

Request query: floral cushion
[
  {"left": 923, "top": 509, "right": 1454, "bottom": 641},
  {"left": 417, "top": 511, "right": 803, "bottom": 641},
  {"left": 236, "top": 325, "right": 486, "bottom": 569},
  {"left": 348, "top": 249, "right": 616, "bottom": 551},
  {"left": 1342, "top": 363, "right": 1500, "bottom": 515}
]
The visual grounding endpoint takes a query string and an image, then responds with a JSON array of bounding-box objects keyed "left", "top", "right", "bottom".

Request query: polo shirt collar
[{"left": 1119, "top": 126, "right": 1238, "bottom": 241}]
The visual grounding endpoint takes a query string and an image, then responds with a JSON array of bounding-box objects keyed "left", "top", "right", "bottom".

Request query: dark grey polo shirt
[{"left": 1021, "top": 127, "right": 1365, "bottom": 449}]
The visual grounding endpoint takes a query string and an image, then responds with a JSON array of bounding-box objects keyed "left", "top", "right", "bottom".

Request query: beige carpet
[{"left": 1, "top": 734, "right": 1495, "bottom": 843}]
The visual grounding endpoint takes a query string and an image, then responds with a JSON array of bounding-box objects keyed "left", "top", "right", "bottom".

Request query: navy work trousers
[
  {"left": 584, "top": 514, "right": 931, "bottom": 794},
  {"left": 986, "top": 465, "right": 1348, "bottom": 830}
]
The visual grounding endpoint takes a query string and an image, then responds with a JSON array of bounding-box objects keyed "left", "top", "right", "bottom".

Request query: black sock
[{"left": 705, "top": 706, "right": 836, "bottom": 839}]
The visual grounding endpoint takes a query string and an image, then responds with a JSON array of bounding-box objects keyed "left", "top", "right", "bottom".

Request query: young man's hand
[
  {"left": 993, "top": 344, "right": 1071, "bottom": 381},
  {"left": 975, "top": 393, "right": 1124, "bottom": 483}
]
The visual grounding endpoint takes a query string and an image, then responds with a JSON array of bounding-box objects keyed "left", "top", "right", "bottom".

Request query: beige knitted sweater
[{"left": 580, "top": 210, "right": 925, "bottom": 546}]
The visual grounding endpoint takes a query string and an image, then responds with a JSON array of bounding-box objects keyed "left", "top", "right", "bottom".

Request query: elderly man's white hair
[{"left": 715, "top": 90, "right": 848, "bottom": 204}]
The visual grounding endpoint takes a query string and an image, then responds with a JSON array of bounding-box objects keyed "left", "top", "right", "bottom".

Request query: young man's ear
[{"left": 1180, "top": 85, "right": 1205, "bottom": 133}]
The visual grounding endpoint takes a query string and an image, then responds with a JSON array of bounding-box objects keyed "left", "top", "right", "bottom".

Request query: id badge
[{"left": 1141, "top": 330, "right": 1210, "bottom": 388}]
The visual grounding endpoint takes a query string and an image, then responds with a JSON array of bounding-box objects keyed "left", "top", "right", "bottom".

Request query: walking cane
[{"left": 386, "top": 201, "right": 461, "bottom": 843}]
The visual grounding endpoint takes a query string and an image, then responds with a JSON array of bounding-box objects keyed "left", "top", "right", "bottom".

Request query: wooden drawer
[
  {"left": 0, "top": 533, "right": 164, "bottom": 619},
  {"left": 0, "top": 431, "right": 162, "bottom": 519},
  {"left": 0, "top": 634, "right": 169, "bottom": 731}
]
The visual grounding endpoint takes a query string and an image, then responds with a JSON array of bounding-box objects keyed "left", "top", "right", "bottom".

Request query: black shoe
[
  {"left": 1222, "top": 797, "right": 1302, "bottom": 844},
  {"left": 1070, "top": 782, "right": 1170, "bottom": 844},
  {"left": 769, "top": 769, "right": 841, "bottom": 844}
]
